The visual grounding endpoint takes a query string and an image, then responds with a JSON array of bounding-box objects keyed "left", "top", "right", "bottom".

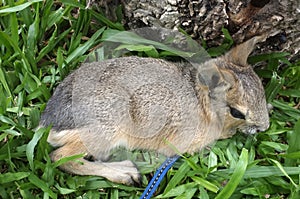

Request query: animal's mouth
[
  {"left": 241, "top": 123, "right": 269, "bottom": 135},
  {"left": 244, "top": 127, "right": 258, "bottom": 135}
]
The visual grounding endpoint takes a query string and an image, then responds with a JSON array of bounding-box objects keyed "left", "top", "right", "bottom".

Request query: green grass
[{"left": 0, "top": 1, "right": 300, "bottom": 198}]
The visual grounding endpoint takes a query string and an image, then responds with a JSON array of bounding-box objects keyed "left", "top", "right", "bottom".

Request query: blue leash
[{"left": 140, "top": 155, "right": 180, "bottom": 199}]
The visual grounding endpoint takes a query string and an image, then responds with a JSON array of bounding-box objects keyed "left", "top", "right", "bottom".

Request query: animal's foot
[{"left": 101, "top": 160, "right": 141, "bottom": 185}]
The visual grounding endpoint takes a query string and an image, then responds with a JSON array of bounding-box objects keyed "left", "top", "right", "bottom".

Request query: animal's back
[
  {"left": 39, "top": 72, "right": 76, "bottom": 132},
  {"left": 41, "top": 56, "right": 203, "bottom": 155}
]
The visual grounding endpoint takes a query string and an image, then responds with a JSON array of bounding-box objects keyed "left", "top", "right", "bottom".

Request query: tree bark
[{"left": 91, "top": 0, "right": 300, "bottom": 60}]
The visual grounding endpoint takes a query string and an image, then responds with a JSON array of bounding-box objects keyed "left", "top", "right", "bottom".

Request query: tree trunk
[{"left": 90, "top": 0, "right": 300, "bottom": 60}]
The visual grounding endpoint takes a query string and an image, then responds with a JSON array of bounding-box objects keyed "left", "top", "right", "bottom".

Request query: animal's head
[{"left": 197, "top": 36, "right": 270, "bottom": 138}]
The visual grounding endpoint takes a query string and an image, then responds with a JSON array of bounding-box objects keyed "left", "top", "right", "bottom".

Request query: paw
[
  {"left": 107, "top": 170, "right": 141, "bottom": 185},
  {"left": 102, "top": 160, "right": 141, "bottom": 185}
]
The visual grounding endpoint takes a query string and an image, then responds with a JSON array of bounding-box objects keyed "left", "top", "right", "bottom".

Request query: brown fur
[{"left": 40, "top": 36, "right": 269, "bottom": 185}]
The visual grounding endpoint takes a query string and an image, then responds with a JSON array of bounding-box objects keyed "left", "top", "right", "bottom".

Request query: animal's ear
[
  {"left": 198, "top": 66, "right": 236, "bottom": 93},
  {"left": 225, "top": 35, "right": 267, "bottom": 67}
]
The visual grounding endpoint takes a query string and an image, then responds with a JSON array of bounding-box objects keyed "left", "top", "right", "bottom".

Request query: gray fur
[{"left": 39, "top": 36, "right": 269, "bottom": 185}]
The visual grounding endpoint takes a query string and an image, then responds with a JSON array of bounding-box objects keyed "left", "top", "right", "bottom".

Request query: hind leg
[{"left": 49, "top": 131, "right": 140, "bottom": 185}]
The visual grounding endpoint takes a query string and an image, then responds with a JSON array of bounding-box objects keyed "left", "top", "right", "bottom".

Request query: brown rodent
[{"left": 39, "top": 36, "right": 269, "bottom": 185}]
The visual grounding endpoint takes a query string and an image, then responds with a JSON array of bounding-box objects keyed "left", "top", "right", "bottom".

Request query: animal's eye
[{"left": 229, "top": 107, "right": 245, "bottom": 120}]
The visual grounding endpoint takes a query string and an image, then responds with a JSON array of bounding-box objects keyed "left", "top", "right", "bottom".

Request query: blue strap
[{"left": 140, "top": 155, "right": 180, "bottom": 199}]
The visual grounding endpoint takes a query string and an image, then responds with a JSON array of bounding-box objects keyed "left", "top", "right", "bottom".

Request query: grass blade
[
  {"left": 158, "top": 182, "right": 197, "bottom": 198},
  {"left": 0, "top": 172, "right": 30, "bottom": 184},
  {"left": 64, "top": 27, "right": 105, "bottom": 67},
  {"left": 163, "top": 159, "right": 192, "bottom": 193},
  {"left": 191, "top": 176, "right": 219, "bottom": 193},
  {"left": 216, "top": 166, "right": 300, "bottom": 178},
  {"left": 26, "top": 128, "right": 44, "bottom": 171},
  {"left": 0, "top": 0, "right": 43, "bottom": 14},
  {"left": 0, "top": 67, "right": 13, "bottom": 98},
  {"left": 286, "top": 119, "right": 300, "bottom": 165},
  {"left": 215, "top": 148, "right": 248, "bottom": 199},
  {"left": 28, "top": 173, "right": 57, "bottom": 199},
  {"left": 269, "top": 159, "right": 298, "bottom": 189}
]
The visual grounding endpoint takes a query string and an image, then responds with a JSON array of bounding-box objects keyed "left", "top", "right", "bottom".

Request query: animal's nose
[
  {"left": 258, "top": 122, "right": 270, "bottom": 132},
  {"left": 254, "top": 126, "right": 264, "bottom": 133}
]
